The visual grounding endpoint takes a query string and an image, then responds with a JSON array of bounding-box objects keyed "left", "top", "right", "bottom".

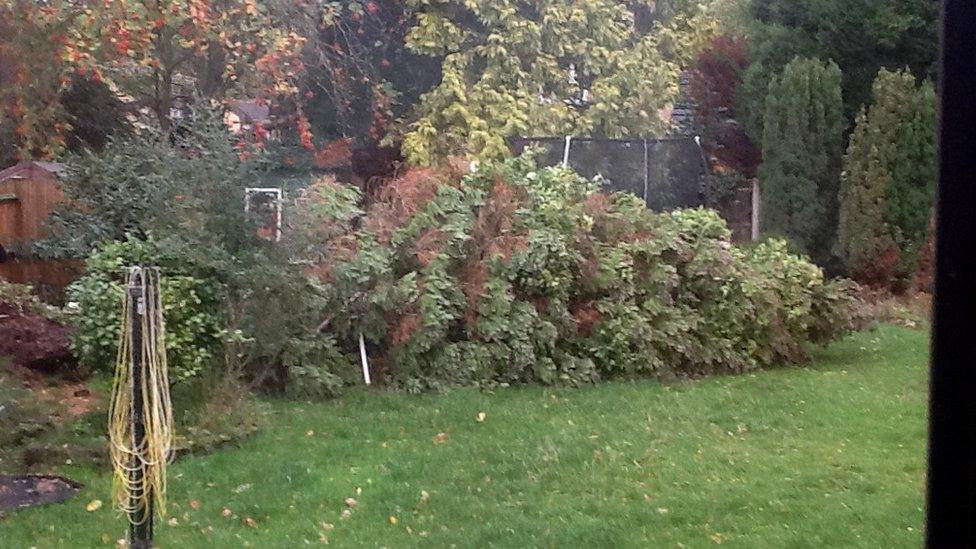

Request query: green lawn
[{"left": 1, "top": 325, "right": 929, "bottom": 548}]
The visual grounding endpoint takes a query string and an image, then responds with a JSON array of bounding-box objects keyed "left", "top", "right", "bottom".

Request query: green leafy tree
[
  {"left": 837, "top": 68, "right": 935, "bottom": 287},
  {"left": 758, "top": 57, "right": 844, "bottom": 264},
  {"left": 400, "top": 0, "right": 730, "bottom": 165}
]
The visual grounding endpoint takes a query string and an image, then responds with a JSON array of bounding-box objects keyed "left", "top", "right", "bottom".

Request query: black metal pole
[
  {"left": 926, "top": 1, "right": 976, "bottom": 546},
  {"left": 128, "top": 282, "right": 153, "bottom": 549}
]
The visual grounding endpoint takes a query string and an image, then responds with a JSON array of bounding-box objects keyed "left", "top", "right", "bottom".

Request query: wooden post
[
  {"left": 751, "top": 179, "right": 760, "bottom": 241},
  {"left": 128, "top": 281, "right": 153, "bottom": 548}
]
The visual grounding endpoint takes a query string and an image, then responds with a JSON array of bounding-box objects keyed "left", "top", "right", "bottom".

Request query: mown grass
[{"left": 0, "top": 325, "right": 928, "bottom": 548}]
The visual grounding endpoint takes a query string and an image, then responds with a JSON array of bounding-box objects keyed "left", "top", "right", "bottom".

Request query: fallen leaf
[
  {"left": 420, "top": 490, "right": 430, "bottom": 503},
  {"left": 36, "top": 479, "right": 58, "bottom": 494},
  {"left": 86, "top": 499, "right": 103, "bottom": 512},
  {"left": 319, "top": 525, "right": 331, "bottom": 545},
  {"left": 475, "top": 411, "right": 486, "bottom": 423},
  {"left": 656, "top": 507, "right": 669, "bottom": 515},
  {"left": 340, "top": 508, "right": 352, "bottom": 520},
  {"left": 433, "top": 432, "right": 448, "bottom": 444},
  {"left": 243, "top": 516, "right": 257, "bottom": 528},
  {"left": 100, "top": 533, "right": 112, "bottom": 544},
  {"left": 710, "top": 533, "right": 723, "bottom": 544},
  {"left": 388, "top": 515, "right": 398, "bottom": 525},
  {"left": 306, "top": 430, "right": 314, "bottom": 437},
  {"left": 345, "top": 497, "right": 358, "bottom": 507},
  {"left": 233, "top": 483, "right": 252, "bottom": 494},
  {"left": 167, "top": 517, "right": 179, "bottom": 527},
  {"left": 221, "top": 507, "right": 232, "bottom": 518},
  {"left": 189, "top": 499, "right": 200, "bottom": 509}
]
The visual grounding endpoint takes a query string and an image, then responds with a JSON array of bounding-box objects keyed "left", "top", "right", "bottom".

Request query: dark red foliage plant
[{"left": 687, "top": 35, "right": 760, "bottom": 178}]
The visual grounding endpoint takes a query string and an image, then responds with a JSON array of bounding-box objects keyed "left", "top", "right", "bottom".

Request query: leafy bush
[
  {"left": 299, "top": 154, "right": 856, "bottom": 392},
  {"left": 67, "top": 237, "right": 225, "bottom": 383},
  {"left": 44, "top": 105, "right": 346, "bottom": 393},
  {"left": 281, "top": 334, "right": 348, "bottom": 400}
]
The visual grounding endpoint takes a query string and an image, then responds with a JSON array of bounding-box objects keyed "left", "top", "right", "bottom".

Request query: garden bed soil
[{"left": 0, "top": 475, "right": 81, "bottom": 512}]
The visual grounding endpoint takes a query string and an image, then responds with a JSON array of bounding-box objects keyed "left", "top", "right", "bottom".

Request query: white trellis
[{"left": 244, "top": 187, "right": 283, "bottom": 242}]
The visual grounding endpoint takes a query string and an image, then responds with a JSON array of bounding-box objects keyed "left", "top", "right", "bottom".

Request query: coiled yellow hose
[{"left": 108, "top": 267, "right": 174, "bottom": 526}]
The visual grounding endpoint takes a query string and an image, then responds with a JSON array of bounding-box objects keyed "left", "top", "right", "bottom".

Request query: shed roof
[
  {"left": 0, "top": 161, "right": 65, "bottom": 183},
  {"left": 231, "top": 99, "right": 271, "bottom": 124}
]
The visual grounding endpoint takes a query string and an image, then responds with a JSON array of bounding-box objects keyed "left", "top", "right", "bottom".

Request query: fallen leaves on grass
[
  {"left": 388, "top": 515, "right": 398, "bottom": 525},
  {"left": 243, "top": 516, "right": 257, "bottom": 528},
  {"left": 319, "top": 522, "right": 334, "bottom": 544},
  {"left": 344, "top": 497, "right": 357, "bottom": 507},
  {"left": 475, "top": 411, "right": 486, "bottom": 423},
  {"left": 433, "top": 432, "right": 448, "bottom": 444},
  {"left": 221, "top": 507, "right": 232, "bottom": 518},
  {"left": 85, "top": 499, "right": 102, "bottom": 512}
]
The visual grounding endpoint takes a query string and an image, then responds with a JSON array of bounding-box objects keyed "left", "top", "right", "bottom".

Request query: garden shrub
[
  {"left": 67, "top": 237, "right": 225, "bottom": 383},
  {"left": 300, "top": 154, "right": 856, "bottom": 392},
  {"left": 40, "top": 105, "right": 352, "bottom": 394}
]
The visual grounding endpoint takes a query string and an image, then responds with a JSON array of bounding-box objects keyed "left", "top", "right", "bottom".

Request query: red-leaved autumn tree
[
  {"left": 271, "top": 0, "right": 440, "bottom": 147},
  {"left": 687, "top": 35, "right": 760, "bottom": 178},
  {"left": 0, "top": 1, "right": 70, "bottom": 163},
  {"left": 1, "top": 0, "right": 309, "bottom": 163},
  {"left": 63, "top": 0, "right": 307, "bottom": 130}
]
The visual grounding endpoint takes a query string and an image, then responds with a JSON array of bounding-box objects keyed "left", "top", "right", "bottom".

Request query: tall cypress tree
[
  {"left": 758, "top": 57, "right": 844, "bottom": 264},
  {"left": 888, "top": 80, "right": 937, "bottom": 263},
  {"left": 837, "top": 68, "right": 935, "bottom": 287}
]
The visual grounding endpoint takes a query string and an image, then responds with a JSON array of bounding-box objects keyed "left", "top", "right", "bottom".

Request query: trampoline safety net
[{"left": 510, "top": 137, "right": 707, "bottom": 211}]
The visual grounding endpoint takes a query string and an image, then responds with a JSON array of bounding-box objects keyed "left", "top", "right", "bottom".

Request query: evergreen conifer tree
[
  {"left": 837, "top": 68, "right": 935, "bottom": 286},
  {"left": 758, "top": 57, "right": 844, "bottom": 264}
]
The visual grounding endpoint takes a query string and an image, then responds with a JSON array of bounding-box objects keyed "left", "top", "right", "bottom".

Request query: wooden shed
[{"left": 0, "top": 161, "right": 81, "bottom": 297}]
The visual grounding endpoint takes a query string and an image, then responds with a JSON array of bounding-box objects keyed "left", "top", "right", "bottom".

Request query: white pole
[
  {"left": 562, "top": 136, "right": 572, "bottom": 167},
  {"left": 358, "top": 332, "right": 372, "bottom": 385}
]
